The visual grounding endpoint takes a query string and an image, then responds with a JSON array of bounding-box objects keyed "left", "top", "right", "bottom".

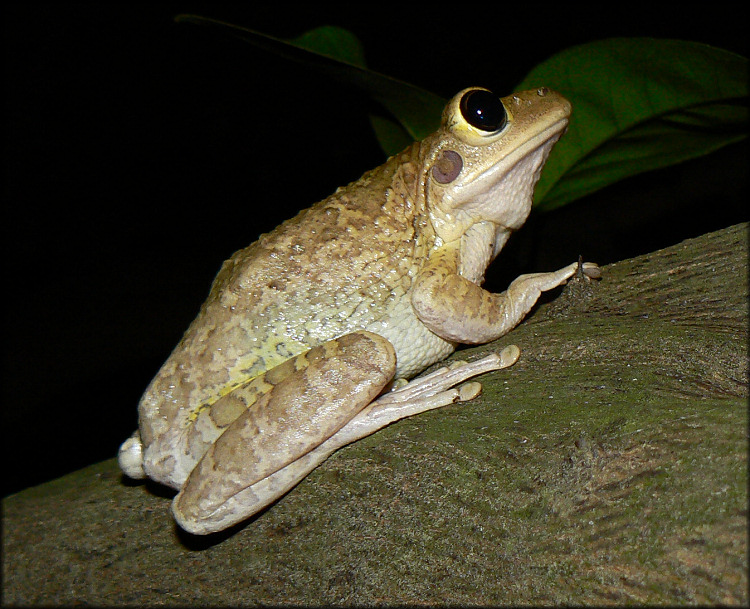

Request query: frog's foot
[
  {"left": 172, "top": 344, "right": 520, "bottom": 534},
  {"left": 505, "top": 260, "right": 600, "bottom": 319},
  {"left": 337, "top": 343, "right": 521, "bottom": 444}
]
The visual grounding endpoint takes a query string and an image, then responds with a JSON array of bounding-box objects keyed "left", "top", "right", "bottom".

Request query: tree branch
[{"left": 3, "top": 224, "right": 746, "bottom": 606}]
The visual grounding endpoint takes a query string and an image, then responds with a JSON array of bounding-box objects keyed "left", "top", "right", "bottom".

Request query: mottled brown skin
[
  {"left": 118, "top": 87, "right": 598, "bottom": 534},
  {"left": 137, "top": 140, "right": 448, "bottom": 489}
]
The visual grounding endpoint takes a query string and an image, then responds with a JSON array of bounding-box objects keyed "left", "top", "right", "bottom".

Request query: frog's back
[
  {"left": 137, "top": 146, "right": 449, "bottom": 446},
  {"left": 207, "top": 148, "right": 429, "bottom": 365}
]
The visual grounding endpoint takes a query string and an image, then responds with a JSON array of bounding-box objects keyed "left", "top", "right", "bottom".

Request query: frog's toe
[{"left": 581, "top": 261, "right": 602, "bottom": 280}]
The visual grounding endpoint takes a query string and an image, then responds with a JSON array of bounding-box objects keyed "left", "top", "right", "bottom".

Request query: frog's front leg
[{"left": 412, "top": 246, "right": 600, "bottom": 344}]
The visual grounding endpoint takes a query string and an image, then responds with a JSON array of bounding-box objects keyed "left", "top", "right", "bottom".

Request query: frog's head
[{"left": 422, "top": 87, "right": 571, "bottom": 248}]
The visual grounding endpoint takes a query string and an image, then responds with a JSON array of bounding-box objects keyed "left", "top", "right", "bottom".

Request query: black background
[{"left": 3, "top": 5, "right": 747, "bottom": 497}]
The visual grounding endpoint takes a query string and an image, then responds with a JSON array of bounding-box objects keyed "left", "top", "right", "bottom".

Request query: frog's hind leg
[
  {"left": 174, "top": 343, "right": 520, "bottom": 534},
  {"left": 171, "top": 331, "right": 396, "bottom": 535}
]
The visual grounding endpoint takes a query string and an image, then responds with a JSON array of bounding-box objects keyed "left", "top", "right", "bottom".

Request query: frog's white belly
[
  {"left": 257, "top": 268, "right": 453, "bottom": 380},
  {"left": 364, "top": 292, "right": 455, "bottom": 379}
]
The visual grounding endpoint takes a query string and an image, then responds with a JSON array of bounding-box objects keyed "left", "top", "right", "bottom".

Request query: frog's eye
[
  {"left": 432, "top": 149, "right": 463, "bottom": 184},
  {"left": 459, "top": 89, "right": 507, "bottom": 132}
]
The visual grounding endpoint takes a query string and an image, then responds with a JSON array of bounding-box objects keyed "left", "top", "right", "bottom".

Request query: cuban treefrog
[{"left": 119, "top": 87, "right": 599, "bottom": 535}]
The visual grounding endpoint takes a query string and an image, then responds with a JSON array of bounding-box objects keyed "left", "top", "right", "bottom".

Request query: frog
[{"left": 118, "top": 86, "right": 599, "bottom": 535}]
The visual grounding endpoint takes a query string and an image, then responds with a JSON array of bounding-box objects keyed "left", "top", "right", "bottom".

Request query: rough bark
[{"left": 3, "top": 223, "right": 747, "bottom": 606}]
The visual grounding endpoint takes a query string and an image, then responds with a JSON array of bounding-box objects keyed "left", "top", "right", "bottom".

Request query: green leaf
[
  {"left": 176, "top": 20, "right": 747, "bottom": 210},
  {"left": 175, "top": 15, "right": 445, "bottom": 155},
  {"left": 368, "top": 114, "right": 415, "bottom": 157},
  {"left": 290, "top": 25, "right": 367, "bottom": 68},
  {"left": 514, "top": 38, "right": 749, "bottom": 210}
]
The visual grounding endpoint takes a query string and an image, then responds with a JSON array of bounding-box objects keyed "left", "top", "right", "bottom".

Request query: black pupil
[{"left": 460, "top": 89, "right": 506, "bottom": 132}]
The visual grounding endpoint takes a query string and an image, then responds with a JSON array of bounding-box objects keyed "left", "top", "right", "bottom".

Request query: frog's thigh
[{"left": 172, "top": 330, "right": 395, "bottom": 534}]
